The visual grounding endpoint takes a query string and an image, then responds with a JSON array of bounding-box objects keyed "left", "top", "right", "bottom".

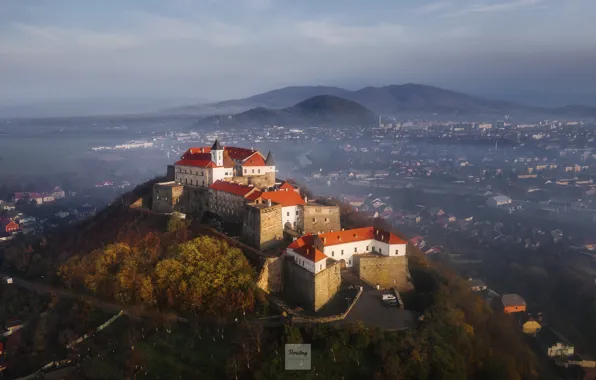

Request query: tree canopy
[{"left": 59, "top": 235, "right": 256, "bottom": 315}]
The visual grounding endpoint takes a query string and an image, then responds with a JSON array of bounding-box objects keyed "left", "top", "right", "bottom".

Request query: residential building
[
  {"left": 537, "top": 327, "right": 575, "bottom": 358},
  {"left": 0, "top": 218, "right": 19, "bottom": 234},
  {"left": 467, "top": 278, "right": 487, "bottom": 292},
  {"left": 501, "top": 293, "right": 527, "bottom": 314},
  {"left": 487, "top": 195, "right": 513, "bottom": 208},
  {"left": 522, "top": 319, "right": 542, "bottom": 336}
]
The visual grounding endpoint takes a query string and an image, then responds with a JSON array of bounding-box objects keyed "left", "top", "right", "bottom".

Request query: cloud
[
  {"left": 294, "top": 20, "right": 406, "bottom": 47},
  {"left": 1, "top": 0, "right": 595, "bottom": 103},
  {"left": 414, "top": 1, "right": 453, "bottom": 14},
  {"left": 444, "top": 0, "right": 545, "bottom": 17},
  {"left": 239, "top": 0, "right": 274, "bottom": 10}
]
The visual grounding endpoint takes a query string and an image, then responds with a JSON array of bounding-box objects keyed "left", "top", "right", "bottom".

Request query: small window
[
  {"left": 379, "top": 248, "right": 382, "bottom": 254},
  {"left": 395, "top": 249, "right": 398, "bottom": 255},
  {"left": 341, "top": 250, "right": 344, "bottom": 255},
  {"left": 258, "top": 169, "right": 261, "bottom": 173},
  {"left": 366, "top": 246, "right": 369, "bottom": 251},
  {"left": 296, "top": 210, "right": 299, "bottom": 215},
  {"left": 325, "top": 218, "right": 328, "bottom": 222},
  {"left": 287, "top": 212, "right": 290, "bottom": 216},
  {"left": 252, "top": 169, "right": 255, "bottom": 174},
  {"left": 312, "top": 218, "right": 316, "bottom": 222},
  {"left": 332, "top": 251, "right": 334, "bottom": 257},
  {"left": 354, "top": 247, "right": 357, "bottom": 253},
  {"left": 319, "top": 264, "right": 322, "bottom": 270},
  {"left": 348, "top": 260, "right": 351, "bottom": 265}
]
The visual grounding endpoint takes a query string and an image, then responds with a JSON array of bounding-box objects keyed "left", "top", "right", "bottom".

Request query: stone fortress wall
[
  {"left": 353, "top": 254, "right": 413, "bottom": 291},
  {"left": 242, "top": 203, "right": 283, "bottom": 251},
  {"left": 222, "top": 173, "right": 275, "bottom": 189},
  {"left": 283, "top": 256, "right": 342, "bottom": 311},
  {"left": 301, "top": 203, "right": 341, "bottom": 234}
]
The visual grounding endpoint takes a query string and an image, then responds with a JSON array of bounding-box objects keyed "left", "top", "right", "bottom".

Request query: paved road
[{"left": 342, "top": 288, "right": 418, "bottom": 331}]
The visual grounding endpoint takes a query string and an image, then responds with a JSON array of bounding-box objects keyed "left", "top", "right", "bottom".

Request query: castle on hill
[
  {"left": 152, "top": 140, "right": 341, "bottom": 250},
  {"left": 150, "top": 140, "right": 412, "bottom": 312}
]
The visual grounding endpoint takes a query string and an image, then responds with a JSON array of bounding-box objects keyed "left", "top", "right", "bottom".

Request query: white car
[
  {"left": 3, "top": 277, "right": 13, "bottom": 284},
  {"left": 382, "top": 294, "right": 396, "bottom": 302}
]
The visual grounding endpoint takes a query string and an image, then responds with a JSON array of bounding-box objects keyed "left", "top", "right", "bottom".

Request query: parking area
[{"left": 341, "top": 289, "right": 419, "bottom": 330}]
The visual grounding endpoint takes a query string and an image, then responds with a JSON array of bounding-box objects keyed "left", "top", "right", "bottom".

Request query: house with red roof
[
  {"left": 173, "top": 140, "right": 276, "bottom": 188},
  {"left": 287, "top": 226, "right": 407, "bottom": 272},
  {"left": 0, "top": 218, "right": 19, "bottom": 234}
]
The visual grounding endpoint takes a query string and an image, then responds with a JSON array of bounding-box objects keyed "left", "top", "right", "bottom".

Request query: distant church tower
[{"left": 211, "top": 139, "right": 224, "bottom": 166}]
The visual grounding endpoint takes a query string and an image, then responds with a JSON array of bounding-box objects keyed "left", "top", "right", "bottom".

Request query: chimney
[
  {"left": 267, "top": 199, "right": 272, "bottom": 207},
  {"left": 305, "top": 196, "right": 308, "bottom": 203},
  {"left": 341, "top": 228, "right": 345, "bottom": 231},
  {"left": 323, "top": 237, "right": 326, "bottom": 243}
]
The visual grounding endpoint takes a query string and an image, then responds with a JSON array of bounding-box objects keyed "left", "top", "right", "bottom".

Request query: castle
[
  {"left": 152, "top": 140, "right": 340, "bottom": 250},
  {"left": 173, "top": 140, "right": 276, "bottom": 189},
  {"left": 152, "top": 140, "right": 412, "bottom": 312}
]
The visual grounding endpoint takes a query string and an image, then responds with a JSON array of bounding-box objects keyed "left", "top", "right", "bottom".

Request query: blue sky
[{"left": 1, "top": 0, "right": 595, "bottom": 104}]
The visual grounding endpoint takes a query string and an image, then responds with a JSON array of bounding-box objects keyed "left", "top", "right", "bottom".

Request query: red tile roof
[
  {"left": 242, "top": 154, "right": 266, "bottom": 167},
  {"left": 288, "top": 234, "right": 314, "bottom": 249},
  {"left": 226, "top": 147, "right": 258, "bottom": 161},
  {"left": 209, "top": 180, "right": 258, "bottom": 197},
  {"left": 0, "top": 219, "right": 19, "bottom": 233},
  {"left": 279, "top": 181, "right": 296, "bottom": 191},
  {"left": 175, "top": 157, "right": 217, "bottom": 168},
  {"left": 291, "top": 227, "right": 406, "bottom": 249},
  {"left": 182, "top": 147, "right": 212, "bottom": 158},
  {"left": 261, "top": 190, "right": 305, "bottom": 207},
  {"left": 176, "top": 149, "right": 235, "bottom": 168},
  {"left": 245, "top": 190, "right": 263, "bottom": 201},
  {"left": 293, "top": 246, "right": 327, "bottom": 263}
]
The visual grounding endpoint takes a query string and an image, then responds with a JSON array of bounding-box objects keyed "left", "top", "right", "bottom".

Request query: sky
[{"left": 1, "top": 0, "right": 595, "bottom": 105}]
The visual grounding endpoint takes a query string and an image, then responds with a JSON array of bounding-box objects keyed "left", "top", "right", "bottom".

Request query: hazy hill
[
  {"left": 199, "top": 95, "right": 377, "bottom": 127},
  {"left": 167, "top": 83, "right": 596, "bottom": 118}
]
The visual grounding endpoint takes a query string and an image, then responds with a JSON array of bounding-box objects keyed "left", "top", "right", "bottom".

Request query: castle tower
[
  {"left": 211, "top": 139, "right": 224, "bottom": 166},
  {"left": 265, "top": 150, "right": 276, "bottom": 170}
]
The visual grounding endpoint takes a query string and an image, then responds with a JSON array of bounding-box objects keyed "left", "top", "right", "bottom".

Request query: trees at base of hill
[{"left": 58, "top": 235, "right": 256, "bottom": 315}]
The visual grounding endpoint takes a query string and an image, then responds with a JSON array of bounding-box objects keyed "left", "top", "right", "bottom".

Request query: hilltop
[
  {"left": 166, "top": 83, "right": 596, "bottom": 118},
  {"left": 198, "top": 94, "right": 377, "bottom": 127}
]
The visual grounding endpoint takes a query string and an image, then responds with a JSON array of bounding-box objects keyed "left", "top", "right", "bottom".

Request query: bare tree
[
  {"left": 225, "top": 354, "right": 241, "bottom": 380},
  {"left": 245, "top": 323, "right": 266, "bottom": 354}
]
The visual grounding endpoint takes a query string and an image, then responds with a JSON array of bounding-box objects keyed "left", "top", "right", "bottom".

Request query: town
[{"left": 2, "top": 118, "right": 596, "bottom": 378}]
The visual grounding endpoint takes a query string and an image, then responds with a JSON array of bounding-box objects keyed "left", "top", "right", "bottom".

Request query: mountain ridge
[
  {"left": 166, "top": 83, "right": 596, "bottom": 118},
  {"left": 198, "top": 94, "right": 377, "bottom": 127}
]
